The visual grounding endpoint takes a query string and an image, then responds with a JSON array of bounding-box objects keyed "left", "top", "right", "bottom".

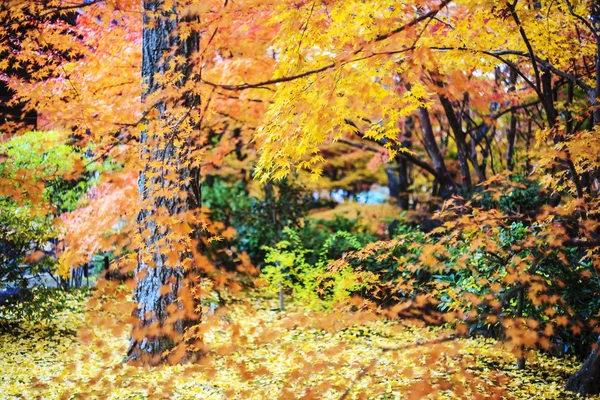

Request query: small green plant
[{"left": 261, "top": 227, "right": 375, "bottom": 309}]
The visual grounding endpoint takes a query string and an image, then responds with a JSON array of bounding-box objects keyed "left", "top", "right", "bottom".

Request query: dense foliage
[
  {"left": 0, "top": 131, "right": 94, "bottom": 289},
  {"left": 2, "top": 0, "right": 600, "bottom": 397},
  {"left": 202, "top": 177, "right": 314, "bottom": 266}
]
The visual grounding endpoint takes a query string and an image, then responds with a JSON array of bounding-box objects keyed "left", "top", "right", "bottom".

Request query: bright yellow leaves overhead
[{"left": 253, "top": 0, "right": 599, "bottom": 181}]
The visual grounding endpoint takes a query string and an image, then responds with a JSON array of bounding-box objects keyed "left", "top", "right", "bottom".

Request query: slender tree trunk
[
  {"left": 516, "top": 287, "right": 525, "bottom": 370},
  {"left": 462, "top": 93, "right": 485, "bottom": 183},
  {"left": 506, "top": 67, "right": 518, "bottom": 171},
  {"left": 585, "top": 5, "right": 600, "bottom": 195},
  {"left": 438, "top": 94, "right": 472, "bottom": 192},
  {"left": 417, "top": 106, "right": 456, "bottom": 199},
  {"left": 126, "top": 0, "right": 202, "bottom": 365},
  {"left": 525, "top": 119, "right": 532, "bottom": 174},
  {"left": 397, "top": 116, "right": 413, "bottom": 209},
  {"left": 542, "top": 67, "right": 584, "bottom": 199},
  {"left": 541, "top": 69, "right": 558, "bottom": 131},
  {"left": 590, "top": 2, "right": 600, "bottom": 126}
]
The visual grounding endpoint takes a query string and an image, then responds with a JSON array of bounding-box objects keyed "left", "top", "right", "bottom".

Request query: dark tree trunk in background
[
  {"left": 590, "top": 1, "right": 600, "bottom": 126},
  {"left": 438, "top": 94, "right": 472, "bottom": 192},
  {"left": 126, "top": 0, "right": 201, "bottom": 365},
  {"left": 417, "top": 106, "right": 456, "bottom": 199},
  {"left": 397, "top": 116, "right": 413, "bottom": 209},
  {"left": 566, "top": 337, "right": 600, "bottom": 395},
  {"left": 386, "top": 167, "right": 401, "bottom": 200},
  {"left": 462, "top": 93, "right": 486, "bottom": 184},
  {"left": 506, "top": 67, "right": 518, "bottom": 171}
]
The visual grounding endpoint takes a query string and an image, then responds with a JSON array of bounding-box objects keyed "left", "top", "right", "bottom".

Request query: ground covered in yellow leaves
[{"left": 0, "top": 291, "right": 593, "bottom": 400}]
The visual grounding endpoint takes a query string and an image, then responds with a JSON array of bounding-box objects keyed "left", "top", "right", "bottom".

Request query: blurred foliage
[{"left": 0, "top": 131, "right": 101, "bottom": 317}]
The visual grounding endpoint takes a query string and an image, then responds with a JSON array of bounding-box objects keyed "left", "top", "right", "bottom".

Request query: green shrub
[
  {"left": 472, "top": 174, "right": 548, "bottom": 215},
  {"left": 0, "top": 199, "right": 55, "bottom": 286},
  {"left": 0, "top": 131, "right": 100, "bottom": 318},
  {"left": 292, "top": 214, "right": 376, "bottom": 266},
  {"left": 261, "top": 227, "right": 376, "bottom": 309}
]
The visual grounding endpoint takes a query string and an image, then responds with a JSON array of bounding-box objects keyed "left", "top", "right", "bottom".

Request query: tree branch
[
  {"left": 340, "top": 120, "right": 444, "bottom": 182},
  {"left": 565, "top": 0, "right": 599, "bottom": 40},
  {"left": 507, "top": 1, "right": 542, "bottom": 92},
  {"left": 562, "top": 239, "right": 600, "bottom": 248},
  {"left": 201, "top": 0, "right": 453, "bottom": 91}
]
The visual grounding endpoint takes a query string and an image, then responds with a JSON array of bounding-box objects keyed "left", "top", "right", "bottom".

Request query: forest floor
[{"left": 0, "top": 290, "right": 593, "bottom": 400}]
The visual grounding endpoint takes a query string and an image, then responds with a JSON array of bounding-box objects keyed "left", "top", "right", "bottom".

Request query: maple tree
[
  {"left": 247, "top": 0, "right": 600, "bottom": 394},
  {"left": 3, "top": 0, "right": 600, "bottom": 398}
]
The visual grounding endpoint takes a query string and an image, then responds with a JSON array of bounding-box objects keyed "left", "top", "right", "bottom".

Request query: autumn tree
[
  {"left": 222, "top": 0, "right": 600, "bottom": 393},
  {"left": 123, "top": 0, "right": 279, "bottom": 363},
  {"left": 122, "top": 0, "right": 206, "bottom": 365},
  {"left": 2, "top": 0, "right": 277, "bottom": 363},
  {"left": 6, "top": 1, "right": 600, "bottom": 397}
]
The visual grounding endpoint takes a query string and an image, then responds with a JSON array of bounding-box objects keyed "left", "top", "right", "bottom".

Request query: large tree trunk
[
  {"left": 126, "top": 0, "right": 202, "bottom": 365},
  {"left": 566, "top": 337, "right": 600, "bottom": 395}
]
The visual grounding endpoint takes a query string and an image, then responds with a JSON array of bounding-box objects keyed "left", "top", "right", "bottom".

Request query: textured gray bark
[{"left": 126, "top": 0, "right": 201, "bottom": 365}]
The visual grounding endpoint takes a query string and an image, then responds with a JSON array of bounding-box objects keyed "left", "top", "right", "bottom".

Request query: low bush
[
  {"left": 331, "top": 213, "right": 600, "bottom": 358},
  {"left": 260, "top": 227, "right": 377, "bottom": 309}
]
